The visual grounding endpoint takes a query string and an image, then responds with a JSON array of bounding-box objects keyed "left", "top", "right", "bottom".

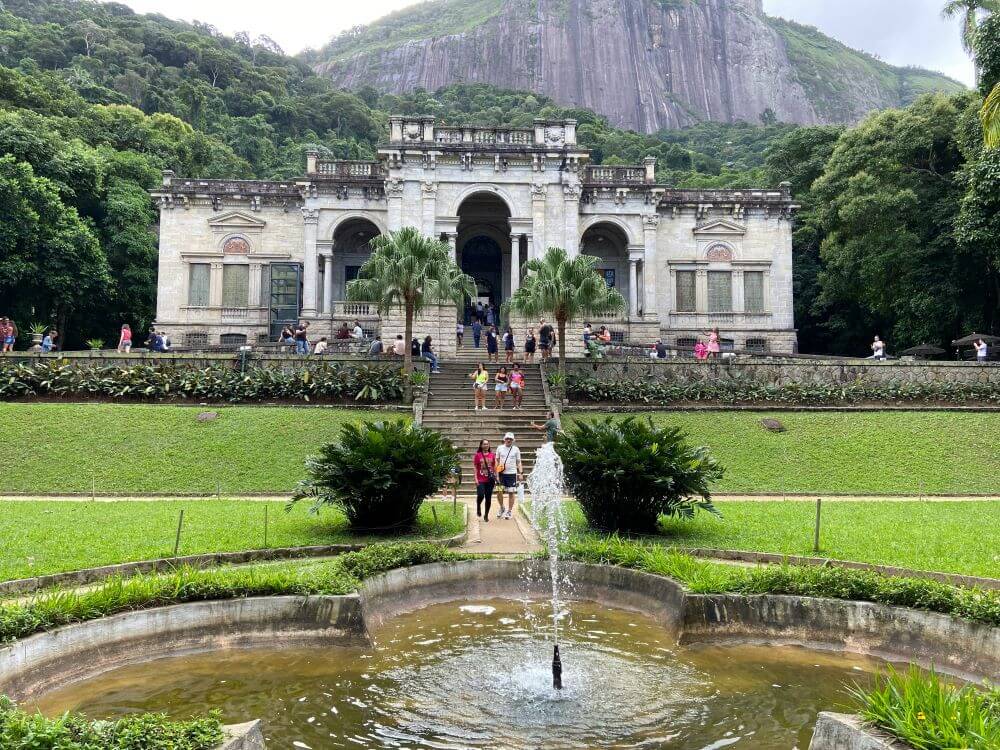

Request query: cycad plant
[
  {"left": 505, "top": 246, "right": 626, "bottom": 373},
  {"left": 347, "top": 227, "right": 476, "bottom": 382},
  {"left": 289, "top": 420, "right": 460, "bottom": 531}
]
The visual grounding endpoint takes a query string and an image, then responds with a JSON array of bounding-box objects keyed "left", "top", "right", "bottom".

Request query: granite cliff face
[{"left": 311, "top": 0, "right": 963, "bottom": 132}]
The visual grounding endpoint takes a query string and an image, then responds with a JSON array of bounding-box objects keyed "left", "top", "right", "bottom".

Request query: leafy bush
[
  {"left": 291, "top": 421, "right": 460, "bottom": 530},
  {"left": 0, "top": 543, "right": 459, "bottom": 643},
  {"left": 563, "top": 374, "right": 1000, "bottom": 406},
  {"left": 0, "top": 361, "right": 406, "bottom": 403},
  {"left": 0, "top": 696, "right": 224, "bottom": 749},
  {"left": 561, "top": 537, "right": 1000, "bottom": 627},
  {"left": 853, "top": 667, "right": 1000, "bottom": 750},
  {"left": 557, "top": 416, "right": 724, "bottom": 533}
]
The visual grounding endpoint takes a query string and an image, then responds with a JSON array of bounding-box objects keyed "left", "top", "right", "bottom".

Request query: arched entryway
[
  {"left": 457, "top": 192, "right": 511, "bottom": 324},
  {"left": 581, "top": 222, "right": 633, "bottom": 316},
  {"left": 327, "top": 218, "right": 381, "bottom": 307}
]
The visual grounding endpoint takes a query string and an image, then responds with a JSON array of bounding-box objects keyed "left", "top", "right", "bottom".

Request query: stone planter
[{"left": 29, "top": 332, "right": 43, "bottom": 352}]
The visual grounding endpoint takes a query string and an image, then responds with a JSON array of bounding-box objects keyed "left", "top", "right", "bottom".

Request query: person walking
[
  {"left": 503, "top": 325, "right": 515, "bottom": 364},
  {"left": 294, "top": 321, "right": 309, "bottom": 355},
  {"left": 472, "top": 318, "right": 482, "bottom": 349},
  {"left": 870, "top": 335, "right": 887, "bottom": 360},
  {"left": 2, "top": 318, "right": 14, "bottom": 353},
  {"left": 524, "top": 328, "right": 537, "bottom": 363},
  {"left": 473, "top": 439, "right": 496, "bottom": 522},
  {"left": 509, "top": 362, "right": 525, "bottom": 409},
  {"left": 493, "top": 366, "right": 509, "bottom": 409},
  {"left": 486, "top": 305, "right": 495, "bottom": 328},
  {"left": 117, "top": 324, "right": 132, "bottom": 354},
  {"left": 421, "top": 336, "right": 441, "bottom": 373},
  {"left": 494, "top": 432, "right": 523, "bottom": 520},
  {"left": 539, "top": 318, "right": 553, "bottom": 362},
  {"left": 456, "top": 320, "right": 464, "bottom": 348},
  {"left": 486, "top": 325, "right": 499, "bottom": 363},
  {"left": 975, "top": 338, "right": 989, "bottom": 362},
  {"left": 531, "top": 410, "right": 561, "bottom": 443},
  {"left": 470, "top": 362, "right": 490, "bottom": 410},
  {"left": 703, "top": 327, "right": 721, "bottom": 359},
  {"left": 313, "top": 337, "right": 329, "bottom": 355}
]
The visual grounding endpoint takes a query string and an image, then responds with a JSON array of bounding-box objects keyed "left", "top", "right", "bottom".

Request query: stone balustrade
[{"left": 312, "top": 160, "right": 386, "bottom": 179}]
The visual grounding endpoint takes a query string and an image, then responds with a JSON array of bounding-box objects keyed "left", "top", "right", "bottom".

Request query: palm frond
[{"left": 983, "top": 82, "right": 1000, "bottom": 149}]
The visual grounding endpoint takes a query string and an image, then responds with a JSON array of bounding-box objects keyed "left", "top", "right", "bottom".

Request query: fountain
[{"left": 526, "top": 441, "right": 570, "bottom": 689}]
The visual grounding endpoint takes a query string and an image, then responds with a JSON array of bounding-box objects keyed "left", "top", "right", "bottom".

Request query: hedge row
[
  {"left": 564, "top": 537, "right": 1000, "bottom": 627},
  {"left": 0, "top": 361, "right": 407, "bottom": 403},
  {"left": 0, "top": 697, "right": 223, "bottom": 750},
  {"left": 563, "top": 375, "right": 1000, "bottom": 406}
]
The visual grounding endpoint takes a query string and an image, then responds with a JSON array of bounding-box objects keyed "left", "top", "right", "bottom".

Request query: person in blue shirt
[
  {"left": 472, "top": 318, "right": 483, "bottom": 348},
  {"left": 40, "top": 331, "right": 53, "bottom": 353}
]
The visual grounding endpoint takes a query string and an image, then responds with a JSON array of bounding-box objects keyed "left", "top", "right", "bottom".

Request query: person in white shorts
[{"left": 494, "top": 432, "right": 523, "bottom": 520}]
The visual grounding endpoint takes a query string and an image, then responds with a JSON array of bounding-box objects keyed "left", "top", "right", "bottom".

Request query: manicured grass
[
  {"left": 568, "top": 411, "right": 1000, "bottom": 495},
  {"left": 0, "top": 500, "right": 465, "bottom": 582},
  {"left": 0, "top": 403, "right": 401, "bottom": 494},
  {"left": 562, "top": 500, "right": 1000, "bottom": 578}
]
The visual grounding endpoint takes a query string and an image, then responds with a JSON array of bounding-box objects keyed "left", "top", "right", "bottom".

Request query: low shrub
[
  {"left": 0, "top": 696, "right": 224, "bottom": 750},
  {"left": 853, "top": 667, "right": 1000, "bottom": 749},
  {"left": 0, "top": 542, "right": 458, "bottom": 643},
  {"left": 290, "top": 420, "right": 460, "bottom": 530},
  {"left": 0, "top": 361, "right": 406, "bottom": 403},
  {"left": 557, "top": 416, "right": 723, "bottom": 533},
  {"left": 563, "top": 374, "right": 1000, "bottom": 406},
  {"left": 561, "top": 537, "right": 1000, "bottom": 627}
]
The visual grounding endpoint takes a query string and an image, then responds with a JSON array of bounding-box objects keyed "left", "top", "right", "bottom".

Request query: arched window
[
  {"left": 223, "top": 237, "right": 251, "bottom": 255},
  {"left": 706, "top": 244, "right": 733, "bottom": 262}
]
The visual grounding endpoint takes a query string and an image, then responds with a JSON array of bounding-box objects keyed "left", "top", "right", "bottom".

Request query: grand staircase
[{"left": 422, "top": 340, "right": 550, "bottom": 487}]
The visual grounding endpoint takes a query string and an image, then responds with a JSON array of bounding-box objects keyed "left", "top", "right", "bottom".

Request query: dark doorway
[
  {"left": 457, "top": 192, "right": 511, "bottom": 324},
  {"left": 461, "top": 235, "right": 502, "bottom": 322}
]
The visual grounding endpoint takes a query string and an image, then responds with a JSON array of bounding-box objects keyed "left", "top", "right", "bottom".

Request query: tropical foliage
[
  {"left": 0, "top": 697, "right": 223, "bottom": 750},
  {"left": 348, "top": 227, "right": 476, "bottom": 379},
  {"left": 290, "top": 421, "right": 460, "bottom": 530},
  {"left": 557, "top": 417, "right": 723, "bottom": 533},
  {"left": 0, "top": 361, "right": 407, "bottom": 403},
  {"left": 506, "top": 247, "right": 626, "bottom": 372},
  {"left": 854, "top": 667, "right": 1000, "bottom": 750}
]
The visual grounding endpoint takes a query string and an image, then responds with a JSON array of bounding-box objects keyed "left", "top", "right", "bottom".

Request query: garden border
[{"left": 0, "top": 510, "right": 467, "bottom": 597}]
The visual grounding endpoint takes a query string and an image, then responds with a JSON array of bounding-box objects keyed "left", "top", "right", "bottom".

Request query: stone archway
[
  {"left": 457, "top": 192, "right": 512, "bottom": 323},
  {"left": 329, "top": 218, "right": 381, "bottom": 305},
  {"left": 581, "top": 222, "right": 631, "bottom": 313}
]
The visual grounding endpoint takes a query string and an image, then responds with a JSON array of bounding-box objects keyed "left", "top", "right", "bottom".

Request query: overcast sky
[{"left": 122, "top": 0, "right": 975, "bottom": 86}]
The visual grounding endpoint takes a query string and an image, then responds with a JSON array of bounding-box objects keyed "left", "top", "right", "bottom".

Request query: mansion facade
[{"left": 152, "top": 117, "right": 797, "bottom": 355}]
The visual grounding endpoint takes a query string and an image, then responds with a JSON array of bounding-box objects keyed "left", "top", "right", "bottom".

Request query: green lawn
[
  {"left": 569, "top": 411, "right": 1000, "bottom": 496},
  {"left": 0, "top": 499, "right": 464, "bottom": 582},
  {"left": 562, "top": 500, "right": 1000, "bottom": 578},
  {"left": 0, "top": 404, "right": 401, "bottom": 494}
]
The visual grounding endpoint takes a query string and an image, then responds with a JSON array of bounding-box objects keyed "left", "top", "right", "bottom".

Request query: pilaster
[
  {"left": 322, "top": 254, "right": 334, "bottom": 315},
  {"left": 421, "top": 181, "right": 437, "bottom": 237},
  {"left": 248, "top": 262, "right": 262, "bottom": 308},
  {"left": 531, "top": 182, "right": 547, "bottom": 260},
  {"left": 386, "top": 178, "right": 404, "bottom": 231},
  {"left": 209, "top": 261, "right": 223, "bottom": 308},
  {"left": 563, "top": 183, "right": 581, "bottom": 257},
  {"left": 642, "top": 213, "right": 660, "bottom": 319},
  {"left": 301, "top": 207, "right": 320, "bottom": 316}
]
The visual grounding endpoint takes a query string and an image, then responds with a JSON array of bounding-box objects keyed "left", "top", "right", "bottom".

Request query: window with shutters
[
  {"left": 188, "top": 263, "right": 210, "bottom": 307},
  {"left": 707, "top": 271, "right": 732, "bottom": 313},
  {"left": 675, "top": 271, "right": 696, "bottom": 312},
  {"left": 744, "top": 271, "right": 765, "bottom": 313},
  {"left": 222, "top": 264, "right": 249, "bottom": 308}
]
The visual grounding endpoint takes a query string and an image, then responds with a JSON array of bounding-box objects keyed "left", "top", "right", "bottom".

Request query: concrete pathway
[{"left": 458, "top": 495, "right": 541, "bottom": 555}]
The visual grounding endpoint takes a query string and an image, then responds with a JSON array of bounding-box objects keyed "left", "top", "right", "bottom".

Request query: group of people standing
[
  {"left": 464, "top": 317, "right": 558, "bottom": 364},
  {"left": 469, "top": 362, "right": 529, "bottom": 410}
]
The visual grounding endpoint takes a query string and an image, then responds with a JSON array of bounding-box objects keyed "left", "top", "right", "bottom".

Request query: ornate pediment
[
  {"left": 692, "top": 219, "right": 746, "bottom": 237},
  {"left": 207, "top": 211, "right": 267, "bottom": 230}
]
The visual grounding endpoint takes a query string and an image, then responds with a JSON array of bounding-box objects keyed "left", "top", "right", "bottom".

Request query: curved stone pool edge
[{"left": 3, "top": 559, "right": 994, "bottom": 749}]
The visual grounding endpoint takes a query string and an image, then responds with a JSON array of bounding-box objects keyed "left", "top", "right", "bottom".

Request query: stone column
[
  {"left": 531, "top": 183, "right": 547, "bottom": 260},
  {"left": 301, "top": 208, "right": 320, "bottom": 316},
  {"left": 248, "top": 263, "right": 262, "bottom": 308},
  {"left": 642, "top": 214, "right": 660, "bottom": 318},
  {"left": 322, "top": 254, "right": 334, "bottom": 315},
  {"left": 628, "top": 256, "right": 640, "bottom": 318},
  {"left": 733, "top": 268, "right": 745, "bottom": 313},
  {"left": 563, "top": 183, "right": 581, "bottom": 257},
  {"left": 510, "top": 234, "right": 522, "bottom": 295},
  {"left": 209, "top": 261, "right": 223, "bottom": 307},
  {"left": 421, "top": 181, "right": 437, "bottom": 236},
  {"left": 386, "top": 178, "right": 404, "bottom": 231},
  {"left": 446, "top": 232, "right": 458, "bottom": 264},
  {"left": 696, "top": 269, "right": 708, "bottom": 314}
]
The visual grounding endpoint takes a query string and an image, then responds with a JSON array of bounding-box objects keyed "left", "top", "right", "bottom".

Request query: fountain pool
[{"left": 33, "top": 598, "right": 881, "bottom": 750}]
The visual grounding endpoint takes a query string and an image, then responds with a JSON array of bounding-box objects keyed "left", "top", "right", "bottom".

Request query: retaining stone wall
[{"left": 0, "top": 351, "right": 415, "bottom": 373}]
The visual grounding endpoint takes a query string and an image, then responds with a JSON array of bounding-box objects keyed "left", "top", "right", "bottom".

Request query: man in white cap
[{"left": 494, "top": 431, "right": 523, "bottom": 520}]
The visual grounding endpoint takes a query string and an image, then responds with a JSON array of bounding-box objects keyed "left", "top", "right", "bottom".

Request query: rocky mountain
[{"left": 308, "top": 0, "right": 965, "bottom": 132}]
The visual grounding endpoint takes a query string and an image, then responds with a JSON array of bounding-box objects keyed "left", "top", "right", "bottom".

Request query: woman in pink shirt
[
  {"left": 509, "top": 363, "right": 525, "bottom": 410},
  {"left": 117, "top": 324, "right": 132, "bottom": 353},
  {"left": 703, "top": 327, "right": 721, "bottom": 358},
  {"left": 473, "top": 439, "right": 496, "bottom": 522}
]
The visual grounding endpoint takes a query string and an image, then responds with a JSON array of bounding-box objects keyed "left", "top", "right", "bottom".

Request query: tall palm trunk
[
  {"left": 556, "top": 314, "right": 568, "bottom": 376},
  {"left": 403, "top": 299, "right": 415, "bottom": 403}
]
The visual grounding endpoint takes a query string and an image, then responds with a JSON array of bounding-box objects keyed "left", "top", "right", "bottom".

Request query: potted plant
[
  {"left": 86, "top": 338, "right": 104, "bottom": 353},
  {"left": 28, "top": 323, "right": 47, "bottom": 352}
]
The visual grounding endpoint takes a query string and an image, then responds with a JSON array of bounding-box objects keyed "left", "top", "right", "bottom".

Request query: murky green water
[{"left": 34, "top": 600, "right": 879, "bottom": 749}]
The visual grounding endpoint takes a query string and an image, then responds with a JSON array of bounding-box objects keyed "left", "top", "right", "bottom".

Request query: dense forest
[{"left": 0, "top": 0, "right": 996, "bottom": 355}]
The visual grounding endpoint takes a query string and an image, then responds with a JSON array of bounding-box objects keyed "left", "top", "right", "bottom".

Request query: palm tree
[
  {"left": 347, "top": 227, "right": 476, "bottom": 384},
  {"left": 942, "top": 0, "right": 1000, "bottom": 82},
  {"left": 506, "top": 246, "right": 626, "bottom": 374},
  {"left": 983, "top": 82, "right": 1000, "bottom": 147}
]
